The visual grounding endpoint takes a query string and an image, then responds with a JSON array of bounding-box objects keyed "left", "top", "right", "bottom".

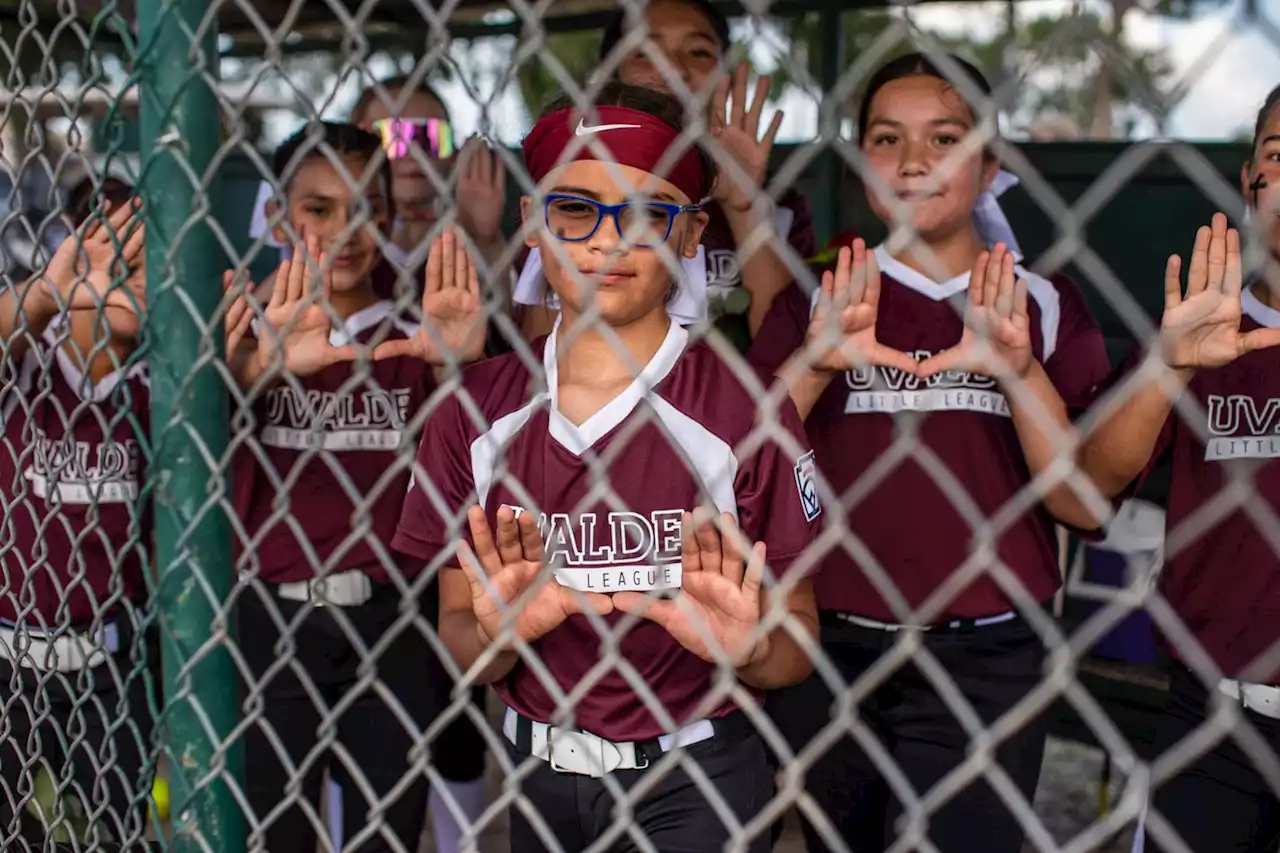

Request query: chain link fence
[{"left": 1, "top": 0, "right": 1279, "bottom": 851}]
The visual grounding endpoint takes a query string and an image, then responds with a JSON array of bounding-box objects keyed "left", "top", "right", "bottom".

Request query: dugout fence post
[{"left": 137, "top": 0, "right": 245, "bottom": 850}]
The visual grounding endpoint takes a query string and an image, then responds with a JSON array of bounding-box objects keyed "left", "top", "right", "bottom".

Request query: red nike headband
[{"left": 522, "top": 105, "right": 708, "bottom": 204}]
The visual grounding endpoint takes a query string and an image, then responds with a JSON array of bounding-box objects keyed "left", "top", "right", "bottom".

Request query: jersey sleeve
[
  {"left": 392, "top": 391, "right": 477, "bottom": 563},
  {"left": 733, "top": 396, "right": 821, "bottom": 580},
  {"left": 747, "top": 282, "right": 810, "bottom": 382},
  {"left": 1042, "top": 275, "right": 1112, "bottom": 414}
]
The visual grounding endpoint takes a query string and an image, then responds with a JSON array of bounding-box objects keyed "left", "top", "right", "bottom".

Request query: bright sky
[{"left": 257, "top": 0, "right": 1280, "bottom": 147}]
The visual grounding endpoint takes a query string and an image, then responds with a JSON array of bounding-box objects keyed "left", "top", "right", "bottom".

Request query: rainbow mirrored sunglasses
[{"left": 369, "top": 118, "right": 456, "bottom": 160}]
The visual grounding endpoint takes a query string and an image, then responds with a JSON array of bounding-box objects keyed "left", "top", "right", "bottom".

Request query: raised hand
[
  {"left": 455, "top": 138, "right": 506, "bottom": 246},
  {"left": 40, "top": 199, "right": 146, "bottom": 315},
  {"left": 805, "top": 239, "right": 918, "bottom": 375},
  {"left": 1159, "top": 213, "right": 1280, "bottom": 369},
  {"left": 613, "top": 511, "right": 769, "bottom": 669},
  {"left": 918, "top": 243, "right": 1032, "bottom": 380},
  {"left": 460, "top": 506, "right": 613, "bottom": 648},
  {"left": 252, "top": 236, "right": 360, "bottom": 378},
  {"left": 709, "top": 63, "right": 783, "bottom": 213},
  {"left": 223, "top": 270, "right": 254, "bottom": 357},
  {"left": 373, "top": 228, "right": 486, "bottom": 364}
]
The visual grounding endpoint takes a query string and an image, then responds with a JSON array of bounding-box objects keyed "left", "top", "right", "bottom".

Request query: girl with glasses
[
  {"left": 394, "top": 82, "right": 820, "bottom": 852},
  {"left": 516, "top": 0, "right": 816, "bottom": 352}
]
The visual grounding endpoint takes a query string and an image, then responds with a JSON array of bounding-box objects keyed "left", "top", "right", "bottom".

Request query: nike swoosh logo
[{"left": 575, "top": 118, "right": 642, "bottom": 136}]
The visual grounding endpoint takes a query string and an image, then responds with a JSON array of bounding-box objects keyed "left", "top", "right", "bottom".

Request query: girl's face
[
  {"left": 861, "top": 74, "right": 997, "bottom": 244},
  {"left": 358, "top": 88, "right": 451, "bottom": 204},
  {"left": 521, "top": 160, "right": 708, "bottom": 327},
  {"left": 615, "top": 0, "right": 723, "bottom": 95},
  {"left": 1244, "top": 103, "right": 1280, "bottom": 254},
  {"left": 270, "top": 153, "right": 391, "bottom": 292}
]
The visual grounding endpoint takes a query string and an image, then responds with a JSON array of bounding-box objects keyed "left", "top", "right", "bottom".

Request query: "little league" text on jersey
[
  {"left": 501, "top": 505, "right": 686, "bottom": 592},
  {"left": 262, "top": 386, "right": 414, "bottom": 451},
  {"left": 24, "top": 428, "right": 141, "bottom": 504},
  {"left": 842, "top": 353, "right": 1011, "bottom": 417}
]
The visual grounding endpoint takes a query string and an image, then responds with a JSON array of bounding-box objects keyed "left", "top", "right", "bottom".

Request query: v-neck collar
[
  {"left": 1243, "top": 285, "right": 1280, "bottom": 329},
  {"left": 874, "top": 243, "right": 1027, "bottom": 302},
  {"left": 42, "top": 324, "right": 146, "bottom": 403},
  {"left": 329, "top": 299, "right": 417, "bottom": 346},
  {"left": 543, "top": 317, "right": 688, "bottom": 456}
]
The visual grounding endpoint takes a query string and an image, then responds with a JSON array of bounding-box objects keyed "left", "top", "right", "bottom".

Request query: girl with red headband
[
  {"left": 751, "top": 54, "right": 1111, "bottom": 852},
  {"left": 394, "top": 82, "right": 820, "bottom": 852},
  {"left": 515, "top": 0, "right": 816, "bottom": 352}
]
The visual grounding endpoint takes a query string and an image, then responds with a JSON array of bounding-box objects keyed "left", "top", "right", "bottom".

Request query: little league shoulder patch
[{"left": 794, "top": 450, "right": 822, "bottom": 522}]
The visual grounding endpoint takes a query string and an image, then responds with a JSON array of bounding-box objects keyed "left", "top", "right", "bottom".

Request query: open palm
[
  {"left": 1160, "top": 213, "right": 1280, "bottom": 369},
  {"left": 806, "top": 239, "right": 917, "bottom": 375},
  {"left": 374, "top": 228, "right": 486, "bottom": 365},
  {"left": 43, "top": 200, "right": 145, "bottom": 314},
  {"left": 461, "top": 506, "right": 612, "bottom": 648},
  {"left": 919, "top": 244, "right": 1032, "bottom": 380},
  {"left": 709, "top": 64, "right": 783, "bottom": 213},
  {"left": 255, "top": 237, "right": 359, "bottom": 378},
  {"left": 614, "top": 511, "right": 767, "bottom": 668}
]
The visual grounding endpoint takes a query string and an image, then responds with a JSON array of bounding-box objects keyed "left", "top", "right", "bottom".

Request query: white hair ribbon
[
  {"left": 249, "top": 179, "right": 290, "bottom": 257},
  {"left": 973, "top": 169, "right": 1022, "bottom": 255},
  {"left": 512, "top": 246, "right": 709, "bottom": 327}
]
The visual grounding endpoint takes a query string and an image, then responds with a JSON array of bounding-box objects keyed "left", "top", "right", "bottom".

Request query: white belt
[
  {"left": 1218, "top": 678, "right": 1280, "bottom": 720},
  {"left": 836, "top": 610, "right": 1018, "bottom": 632},
  {"left": 0, "top": 621, "right": 119, "bottom": 672},
  {"left": 502, "top": 707, "right": 716, "bottom": 777},
  {"left": 277, "top": 570, "right": 373, "bottom": 607}
]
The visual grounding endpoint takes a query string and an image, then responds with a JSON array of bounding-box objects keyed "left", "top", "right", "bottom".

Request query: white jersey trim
[
  {"left": 814, "top": 245, "right": 1061, "bottom": 361},
  {"left": 42, "top": 325, "right": 148, "bottom": 403},
  {"left": 649, "top": 395, "right": 739, "bottom": 520},
  {"left": 1243, "top": 287, "right": 1280, "bottom": 329},
  {"left": 470, "top": 396, "right": 546, "bottom": 510},
  {"left": 543, "top": 317, "right": 687, "bottom": 455},
  {"left": 467, "top": 326, "right": 740, "bottom": 531},
  {"left": 250, "top": 299, "right": 418, "bottom": 348}
]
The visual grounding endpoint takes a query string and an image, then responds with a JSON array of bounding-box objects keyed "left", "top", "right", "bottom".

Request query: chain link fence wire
[{"left": 3, "top": 0, "right": 1280, "bottom": 851}]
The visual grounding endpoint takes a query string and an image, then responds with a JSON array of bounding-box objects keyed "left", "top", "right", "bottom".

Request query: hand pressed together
[
  {"left": 460, "top": 506, "right": 612, "bottom": 649},
  {"left": 613, "top": 510, "right": 770, "bottom": 669}
]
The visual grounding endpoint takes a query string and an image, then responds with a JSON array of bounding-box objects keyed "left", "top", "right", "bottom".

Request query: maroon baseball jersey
[
  {"left": 703, "top": 190, "right": 815, "bottom": 350},
  {"left": 1130, "top": 288, "right": 1280, "bottom": 682},
  {"left": 750, "top": 245, "right": 1111, "bottom": 620},
  {"left": 232, "top": 300, "right": 435, "bottom": 585},
  {"left": 0, "top": 329, "right": 150, "bottom": 626},
  {"left": 393, "top": 321, "right": 820, "bottom": 741}
]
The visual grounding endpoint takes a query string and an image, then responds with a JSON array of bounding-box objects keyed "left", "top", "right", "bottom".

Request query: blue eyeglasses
[{"left": 542, "top": 193, "right": 701, "bottom": 248}]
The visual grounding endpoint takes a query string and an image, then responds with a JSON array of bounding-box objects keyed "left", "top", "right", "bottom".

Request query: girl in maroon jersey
[
  {"left": 393, "top": 82, "right": 820, "bottom": 852},
  {"left": 1077, "top": 87, "right": 1280, "bottom": 852},
  {"left": 0, "top": 189, "right": 154, "bottom": 848},
  {"left": 224, "top": 120, "right": 486, "bottom": 853},
  {"left": 751, "top": 53, "right": 1111, "bottom": 852}
]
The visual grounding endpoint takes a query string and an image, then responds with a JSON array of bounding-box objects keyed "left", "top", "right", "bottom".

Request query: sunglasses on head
[{"left": 369, "top": 118, "right": 456, "bottom": 160}]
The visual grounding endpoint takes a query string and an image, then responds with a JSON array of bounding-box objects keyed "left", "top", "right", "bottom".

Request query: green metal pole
[
  {"left": 137, "top": 1, "right": 243, "bottom": 851},
  {"left": 815, "top": 7, "right": 845, "bottom": 247}
]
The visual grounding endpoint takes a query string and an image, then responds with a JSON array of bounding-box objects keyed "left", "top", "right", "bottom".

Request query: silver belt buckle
[
  {"left": 549, "top": 729, "right": 621, "bottom": 777},
  {"left": 311, "top": 578, "right": 329, "bottom": 606}
]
